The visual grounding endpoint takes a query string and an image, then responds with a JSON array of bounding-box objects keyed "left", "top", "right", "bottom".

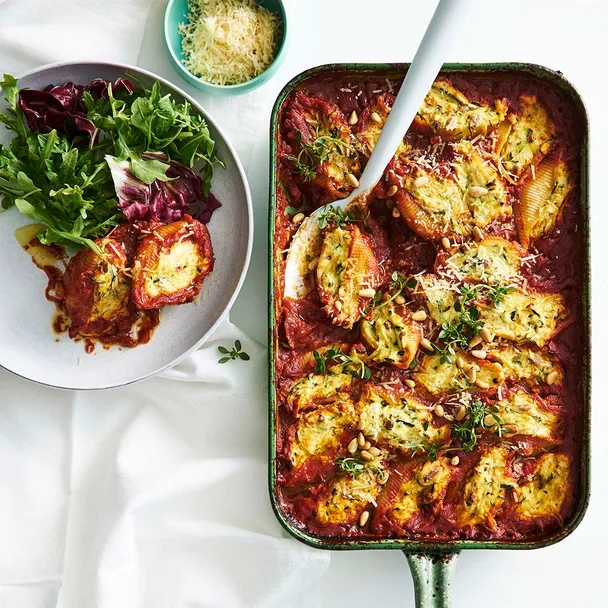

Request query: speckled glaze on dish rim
[{"left": 267, "top": 63, "right": 590, "bottom": 607}]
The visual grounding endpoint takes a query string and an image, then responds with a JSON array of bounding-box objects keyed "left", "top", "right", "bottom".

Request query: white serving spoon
[{"left": 284, "top": 0, "right": 471, "bottom": 299}]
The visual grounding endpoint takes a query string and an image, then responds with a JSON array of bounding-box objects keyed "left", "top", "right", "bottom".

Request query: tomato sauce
[{"left": 272, "top": 71, "right": 586, "bottom": 542}]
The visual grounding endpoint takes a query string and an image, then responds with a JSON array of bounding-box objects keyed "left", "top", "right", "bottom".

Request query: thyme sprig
[
  {"left": 217, "top": 340, "right": 250, "bottom": 364},
  {"left": 317, "top": 204, "right": 369, "bottom": 230},
  {"left": 313, "top": 346, "right": 371, "bottom": 379},
  {"left": 433, "top": 284, "right": 484, "bottom": 363},
  {"left": 287, "top": 129, "right": 354, "bottom": 181},
  {"left": 337, "top": 457, "right": 365, "bottom": 476},
  {"left": 367, "top": 271, "right": 418, "bottom": 312},
  {"left": 451, "top": 398, "right": 507, "bottom": 452}
]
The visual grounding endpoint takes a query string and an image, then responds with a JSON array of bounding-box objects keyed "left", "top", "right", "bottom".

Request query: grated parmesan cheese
[{"left": 179, "top": 0, "right": 280, "bottom": 86}]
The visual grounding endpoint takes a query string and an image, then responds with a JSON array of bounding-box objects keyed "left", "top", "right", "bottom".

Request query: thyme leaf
[{"left": 217, "top": 340, "right": 250, "bottom": 364}]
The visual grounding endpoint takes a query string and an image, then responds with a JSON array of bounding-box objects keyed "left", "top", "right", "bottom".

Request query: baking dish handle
[{"left": 405, "top": 551, "right": 459, "bottom": 608}]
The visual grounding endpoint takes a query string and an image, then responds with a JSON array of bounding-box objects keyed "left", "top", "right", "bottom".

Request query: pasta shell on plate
[
  {"left": 316, "top": 224, "right": 381, "bottom": 328},
  {"left": 63, "top": 236, "right": 131, "bottom": 332},
  {"left": 132, "top": 215, "right": 214, "bottom": 309},
  {"left": 515, "top": 155, "right": 571, "bottom": 248}
]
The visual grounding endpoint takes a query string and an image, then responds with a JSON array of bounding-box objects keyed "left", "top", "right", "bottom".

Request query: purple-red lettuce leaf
[
  {"left": 105, "top": 153, "right": 220, "bottom": 224},
  {"left": 18, "top": 78, "right": 134, "bottom": 141}
]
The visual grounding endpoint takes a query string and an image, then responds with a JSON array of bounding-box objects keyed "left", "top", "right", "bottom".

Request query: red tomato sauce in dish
[{"left": 272, "top": 72, "right": 586, "bottom": 542}]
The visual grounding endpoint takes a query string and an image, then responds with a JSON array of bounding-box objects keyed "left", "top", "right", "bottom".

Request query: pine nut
[
  {"left": 346, "top": 173, "right": 360, "bottom": 188},
  {"left": 434, "top": 404, "right": 445, "bottom": 417},
  {"left": 292, "top": 212, "right": 305, "bottom": 223},
  {"left": 359, "top": 287, "right": 376, "bottom": 298},
  {"left": 392, "top": 207, "right": 401, "bottom": 218},
  {"left": 546, "top": 370, "right": 559, "bottom": 385},
  {"left": 358, "top": 432, "right": 366, "bottom": 447},
  {"left": 395, "top": 295, "right": 406, "bottom": 305},
  {"left": 360, "top": 450, "right": 374, "bottom": 462},
  {"left": 348, "top": 110, "right": 358, "bottom": 125},
  {"left": 370, "top": 111, "right": 382, "bottom": 123},
  {"left": 348, "top": 438, "right": 358, "bottom": 454},
  {"left": 456, "top": 356, "right": 466, "bottom": 369},
  {"left": 441, "top": 237, "right": 451, "bottom": 249},
  {"left": 484, "top": 414, "right": 497, "bottom": 427},
  {"left": 405, "top": 379, "right": 416, "bottom": 388},
  {"left": 363, "top": 440, "right": 371, "bottom": 450},
  {"left": 335, "top": 301, "right": 343, "bottom": 311},
  {"left": 359, "top": 510, "right": 370, "bottom": 526},
  {"left": 308, "top": 256, "right": 319, "bottom": 271},
  {"left": 412, "top": 310, "right": 427, "bottom": 322},
  {"left": 369, "top": 446, "right": 381, "bottom": 457},
  {"left": 450, "top": 456, "right": 460, "bottom": 466},
  {"left": 471, "top": 349, "right": 487, "bottom": 360},
  {"left": 466, "top": 367, "right": 477, "bottom": 384},
  {"left": 357, "top": 420, "right": 365, "bottom": 431},
  {"left": 476, "top": 379, "right": 490, "bottom": 389},
  {"left": 472, "top": 226, "right": 484, "bottom": 242},
  {"left": 468, "top": 335, "right": 483, "bottom": 349},
  {"left": 387, "top": 184, "right": 398, "bottom": 197},
  {"left": 480, "top": 327, "right": 493, "bottom": 342},
  {"left": 413, "top": 175, "right": 430, "bottom": 189},
  {"left": 420, "top": 338, "right": 434, "bottom": 352},
  {"left": 469, "top": 186, "right": 489, "bottom": 197},
  {"left": 455, "top": 404, "right": 467, "bottom": 421}
]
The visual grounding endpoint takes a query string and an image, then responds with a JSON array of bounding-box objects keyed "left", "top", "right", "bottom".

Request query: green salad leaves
[{"left": 0, "top": 74, "right": 219, "bottom": 250}]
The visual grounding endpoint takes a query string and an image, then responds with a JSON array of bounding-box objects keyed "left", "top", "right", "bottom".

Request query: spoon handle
[{"left": 357, "top": 0, "right": 472, "bottom": 194}]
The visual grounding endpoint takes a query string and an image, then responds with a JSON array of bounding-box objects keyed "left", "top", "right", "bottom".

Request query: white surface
[{"left": 0, "top": 1, "right": 606, "bottom": 607}]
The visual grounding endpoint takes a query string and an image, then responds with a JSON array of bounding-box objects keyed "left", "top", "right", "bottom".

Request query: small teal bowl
[{"left": 164, "top": 0, "right": 288, "bottom": 95}]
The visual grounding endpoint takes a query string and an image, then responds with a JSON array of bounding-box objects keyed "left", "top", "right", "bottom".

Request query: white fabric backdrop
[
  {"left": 2, "top": 0, "right": 608, "bottom": 607},
  {"left": 0, "top": 1, "right": 329, "bottom": 606}
]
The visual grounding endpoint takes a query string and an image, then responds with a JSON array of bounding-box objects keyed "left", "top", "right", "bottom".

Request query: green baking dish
[{"left": 268, "top": 63, "right": 590, "bottom": 607}]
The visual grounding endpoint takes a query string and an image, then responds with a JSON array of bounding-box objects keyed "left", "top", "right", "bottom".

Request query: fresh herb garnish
[
  {"left": 337, "top": 457, "right": 365, "bottom": 476},
  {"left": 451, "top": 398, "right": 507, "bottom": 451},
  {"left": 217, "top": 340, "right": 250, "bottom": 364},
  {"left": 0, "top": 75, "right": 219, "bottom": 250},
  {"left": 367, "top": 271, "right": 418, "bottom": 312},
  {"left": 433, "top": 284, "right": 484, "bottom": 363},
  {"left": 485, "top": 283, "right": 513, "bottom": 307},
  {"left": 317, "top": 204, "right": 369, "bottom": 230},
  {"left": 403, "top": 441, "right": 441, "bottom": 461},
  {"left": 313, "top": 346, "right": 371, "bottom": 379},
  {"left": 287, "top": 129, "right": 354, "bottom": 181}
]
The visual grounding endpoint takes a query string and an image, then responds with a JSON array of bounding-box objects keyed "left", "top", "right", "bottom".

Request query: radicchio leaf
[
  {"left": 105, "top": 154, "right": 221, "bottom": 224},
  {"left": 18, "top": 78, "right": 134, "bottom": 140}
]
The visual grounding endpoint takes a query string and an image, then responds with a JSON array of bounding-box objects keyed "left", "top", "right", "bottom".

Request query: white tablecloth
[
  {"left": 0, "top": 1, "right": 328, "bottom": 606},
  {"left": 1, "top": 0, "right": 607, "bottom": 607}
]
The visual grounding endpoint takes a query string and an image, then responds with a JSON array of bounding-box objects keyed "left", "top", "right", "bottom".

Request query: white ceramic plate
[{"left": 0, "top": 62, "right": 253, "bottom": 389}]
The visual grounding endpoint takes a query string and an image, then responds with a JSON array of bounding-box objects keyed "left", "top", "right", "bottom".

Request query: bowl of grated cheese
[{"left": 164, "top": 0, "right": 287, "bottom": 94}]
